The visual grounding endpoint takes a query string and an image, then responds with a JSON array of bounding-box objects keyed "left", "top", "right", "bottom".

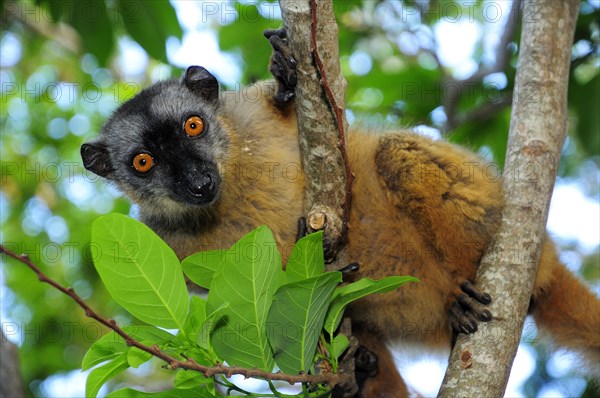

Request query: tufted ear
[
  {"left": 81, "top": 140, "right": 115, "bottom": 178},
  {"left": 182, "top": 66, "right": 219, "bottom": 103}
]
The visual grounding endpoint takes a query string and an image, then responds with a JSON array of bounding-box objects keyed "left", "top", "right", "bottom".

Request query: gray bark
[
  {"left": 439, "top": 0, "right": 580, "bottom": 396},
  {"left": 1, "top": 331, "right": 25, "bottom": 398},
  {"left": 278, "top": 1, "right": 356, "bottom": 394},
  {"left": 279, "top": 0, "right": 350, "bottom": 256}
]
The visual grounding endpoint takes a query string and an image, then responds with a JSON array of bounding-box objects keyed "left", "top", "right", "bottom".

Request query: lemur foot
[
  {"left": 355, "top": 345, "right": 378, "bottom": 376},
  {"left": 264, "top": 28, "right": 297, "bottom": 108},
  {"left": 449, "top": 281, "right": 492, "bottom": 334},
  {"left": 354, "top": 346, "right": 378, "bottom": 397}
]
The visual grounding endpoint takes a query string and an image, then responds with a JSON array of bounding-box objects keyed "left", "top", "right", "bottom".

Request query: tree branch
[
  {"left": 442, "top": 0, "right": 520, "bottom": 132},
  {"left": 450, "top": 92, "right": 513, "bottom": 128},
  {"left": 2, "top": 2, "right": 80, "bottom": 54},
  {"left": 0, "top": 244, "right": 350, "bottom": 388},
  {"left": 439, "top": 0, "right": 581, "bottom": 396},
  {"left": 278, "top": 2, "right": 357, "bottom": 395},
  {"left": 279, "top": 0, "right": 353, "bottom": 259},
  {"left": 309, "top": 0, "right": 354, "bottom": 242},
  {"left": 1, "top": 331, "right": 25, "bottom": 398}
]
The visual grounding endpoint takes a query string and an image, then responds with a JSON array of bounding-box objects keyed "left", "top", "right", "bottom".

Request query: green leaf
[
  {"left": 107, "top": 387, "right": 214, "bottom": 398},
  {"left": 82, "top": 341, "right": 125, "bottom": 371},
  {"left": 124, "top": 326, "right": 181, "bottom": 346},
  {"left": 181, "top": 346, "right": 215, "bottom": 367},
  {"left": 127, "top": 347, "right": 152, "bottom": 368},
  {"left": 60, "top": 0, "right": 115, "bottom": 65},
  {"left": 174, "top": 369, "right": 211, "bottom": 389},
  {"left": 116, "top": 0, "right": 182, "bottom": 60},
  {"left": 217, "top": 3, "right": 280, "bottom": 82},
  {"left": 331, "top": 334, "right": 349, "bottom": 360},
  {"left": 200, "top": 301, "right": 229, "bottom": 350},
  {"left": 83, "top": 326, "right": 179, "bottom": 370},
  {"left": 91, "top": 214, "right": 189, "bottom": 329},
  {"left": 86, "top": 353, "right": 129, "bottom": 398},
  {"left": 267, "top": 272, "right": 342, "bottom": 374},
  {"left": 182, "top": 250, "right": 226, "bottom": 289},
  {"left": 179, "top": 296, "right": 207, "bottom": 344},
  {"left": 324, "top": 276, "right": 419, "bottom": 334},
  {"left": 285, "top": 231, "right": 324, "bottom": 284},
  {"left": 570, "top": 74, "right": 600, "bottom": 156},
  {"left": 207, "top": 226, "right": 283, "bottom": 371}
]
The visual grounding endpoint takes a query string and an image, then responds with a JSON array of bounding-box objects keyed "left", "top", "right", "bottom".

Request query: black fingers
[
  {"left": 457, "top": 293, "right": 493, "bottom": 322},
  {"left": 449, "top": 302, "right": 479, "bottom": 334},
  {"left": 295, "top": 217, "right": 308, "bottom": 242},
  {"left": 265, "top": 28, "right": 297, "bottom": 108},
  {"left": 274, "top": 90, "right": 296, "bottom": 107},
  {"left": 323, "top": 235, "right": 336, "bottom": 264},
  {"left": 270, "top": 48, "right": 297, "bottom": 86},
  {"left": 461, "top": 281, "right": 492, "bottom": 304},
  {"left": 449, "top": 281, "right": 493, "bottom": 335},
  {"left": 269, "top": 35, "right": 295, "bottom": 63},
  {"left": 263, "top": 28, "right": 287, "bottom": 39}
]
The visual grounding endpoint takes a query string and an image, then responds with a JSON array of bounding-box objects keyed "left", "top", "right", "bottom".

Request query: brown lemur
[{"left": 81, "top": 30, "right": 599, "bottom": 397}]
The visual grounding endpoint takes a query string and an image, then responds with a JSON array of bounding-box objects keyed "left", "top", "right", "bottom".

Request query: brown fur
[
  {"left": 137, "top": 81, "right": 599, "bottom": 395},
  {"left": 531, "top": 240, "right": 600, "bottom": 368},
  {"left": 353, "top": 328, "right": 409, "bottom": 398}
]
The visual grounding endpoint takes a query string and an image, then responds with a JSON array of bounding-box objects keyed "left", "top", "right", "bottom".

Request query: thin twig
[
  {"left": 451, "top": 92, "right": 513, "bottom": 128},
  {"left": 4, "top": 3, "right": 80, "bottom": 53},
  {"left": 442, "top": 0, "right": 521, "bottom": 132},
  {"left": 309, "top": 0, "right": 355, "bottom": 242},
  {"left": 0, "top": 244, "right": 350, "bottom": 387}
]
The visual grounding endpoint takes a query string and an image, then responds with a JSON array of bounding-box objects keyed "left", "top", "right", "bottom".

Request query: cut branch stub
[{"left": 279, "top": 0, "right": 352, "bottom": 261}]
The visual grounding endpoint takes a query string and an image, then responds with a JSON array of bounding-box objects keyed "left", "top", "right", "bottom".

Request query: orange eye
[
  {"left": 184, "top": 116, "right": 204, "bottom": 137},
  {"left": 132, "top": 153, "right": 154, "bottom": 173}
]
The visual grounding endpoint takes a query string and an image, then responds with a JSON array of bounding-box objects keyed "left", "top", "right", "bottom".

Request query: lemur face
[{"left": 81, "top": 67, "right": 229, "bottom": 210}]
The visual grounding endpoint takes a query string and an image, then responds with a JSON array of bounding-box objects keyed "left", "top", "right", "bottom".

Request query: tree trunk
[
  {"left": 279, "top": 0, "right": 352, "bottom": 260},
  {"left": 1, "top": 331, "right": 25, "bottom": 398},
  {"left": 439, "top": 0, "right": 580, "bottom": 396}
]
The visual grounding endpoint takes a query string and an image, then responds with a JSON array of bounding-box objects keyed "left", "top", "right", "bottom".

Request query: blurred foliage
[{"left": 0, "top": 0, "right": 598, "bottom": 397}]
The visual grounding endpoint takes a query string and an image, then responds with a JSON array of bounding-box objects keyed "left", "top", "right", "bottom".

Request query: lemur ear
[
  {"left": 81, "top": 140, "right": 115, "bottom": 178},
  {"left": 183, "top": 66, "right": 219, "bottom": 103}
]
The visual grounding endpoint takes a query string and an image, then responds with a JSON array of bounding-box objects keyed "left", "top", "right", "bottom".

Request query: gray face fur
[{"left": 81, "top": 66, "right": 229, "bottom": 229}]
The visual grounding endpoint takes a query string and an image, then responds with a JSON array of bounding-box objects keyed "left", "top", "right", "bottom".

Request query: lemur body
[{"left": 82, "top": 37, "right": 599, "bottom": 397}]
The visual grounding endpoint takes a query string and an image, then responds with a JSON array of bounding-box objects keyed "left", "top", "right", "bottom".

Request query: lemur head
[{"left": 81, "top": 66, "right": 229, "bottom": 219}]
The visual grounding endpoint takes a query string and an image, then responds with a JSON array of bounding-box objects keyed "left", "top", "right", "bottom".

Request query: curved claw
[
  {"left": 339, "top": 262, "right": 360, "bottom": 283},
  {"left": 457, "top": 293, "right": 493, "bottom": 322},
  {"left": 339, "top": 262, "right": 360, "bottom": 274},
  {"left": 449, "top": 302, "right": 478, "bottom": 334}
]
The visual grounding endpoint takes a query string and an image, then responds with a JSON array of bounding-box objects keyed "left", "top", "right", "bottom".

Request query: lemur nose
[{"left": 188, "top": 173, "right": 214, "bottom": 197}]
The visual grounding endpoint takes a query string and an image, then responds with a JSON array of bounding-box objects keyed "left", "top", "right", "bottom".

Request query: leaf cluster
[
  {"left": 84, "top": 214, "right": 417, "bottom": 397},
  {"left": 32, "top": 0, "right": 182, "bottom": 65}
]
